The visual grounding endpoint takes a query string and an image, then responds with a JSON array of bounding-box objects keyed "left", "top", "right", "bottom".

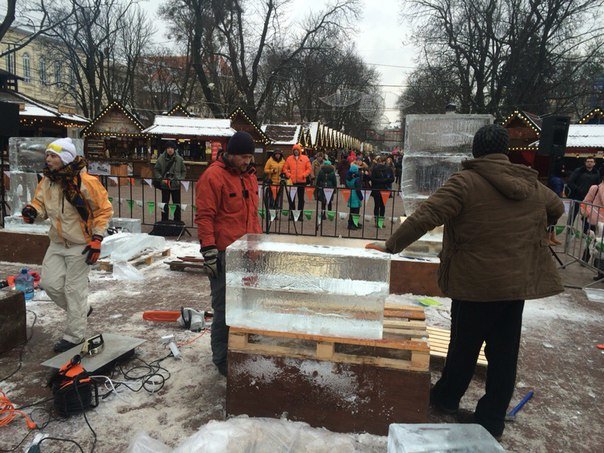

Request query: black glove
[
  {"left": 201, "top": 246, "right": 219, "bottom": 278},
  {"left": 21, "top": 205, "right": 37, "bottom": 224},
  {"left": 82, "top": 234, "right": 103, "bottom": 265}
]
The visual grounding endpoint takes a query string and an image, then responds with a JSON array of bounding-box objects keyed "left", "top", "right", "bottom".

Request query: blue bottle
[{"left": 14, "top": 268, "right": 34, "bottom": 301}]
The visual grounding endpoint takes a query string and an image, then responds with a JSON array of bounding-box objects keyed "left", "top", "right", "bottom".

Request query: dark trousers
[
  {"left": 372, "top": 191, "right": 385, "bottom": 218},
  {"left": 161, "top": 188, "right": 181, "bottom": 222},
  {"left": 431, "top": 299, "right": 525, "bottom": 437},
  {"left": 287, "top": 183, "right": 306, "bottom": 212},
  {"left": 209, "top": 252, "right": 227, "bottom": 368}
]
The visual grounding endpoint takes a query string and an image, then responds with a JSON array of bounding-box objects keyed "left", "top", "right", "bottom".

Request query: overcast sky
[{"left": 148, "top": 0, "right": 419, "bottom": 125}]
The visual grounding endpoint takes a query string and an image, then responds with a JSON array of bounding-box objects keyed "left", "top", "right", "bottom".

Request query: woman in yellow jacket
[
  {"left": 21, "top": 138, "right": 113, "bottom": 352},
  {"left": 263, "top": 150, "right": 286, "bottom": 209}
]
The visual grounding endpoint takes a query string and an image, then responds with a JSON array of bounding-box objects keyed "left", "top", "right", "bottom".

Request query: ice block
[
  {"left": 109, "top": 218, "right": 142, "bottom": 234},
  {"left": 3, "top": 214, "right": 51, "bottom": 234},
  {"left": 225, "top": 234, "right": 391, "bottom": 339},
  {"left": 9, "top": 137, "right": 84, "bottom": 173},
  {"left": 8, "top": 171, "right": 42, "bottom": 213},
  {"left": 401, "top": 114, "right": 493, "bottom": 216},
  {"left": 404, "top": 114, "right": 493, "bottom": 153},
  {"left": 387, "top": 424, "right": 504, "bottom": 452}
]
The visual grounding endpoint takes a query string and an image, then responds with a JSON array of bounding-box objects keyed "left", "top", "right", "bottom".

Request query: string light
[
  {"left": 82, "top": 102, "right": 144, "bottom": 137},
  {"left": 578, "top": 108, "right": 603, "bottom": 124},
  {"left": 228, "top": 107, "right": 271, "bottom": 144}
]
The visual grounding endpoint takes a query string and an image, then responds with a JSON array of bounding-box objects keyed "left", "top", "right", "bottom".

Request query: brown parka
[{"left": 386, "top": 154, "right": 564, "bottom": 301}]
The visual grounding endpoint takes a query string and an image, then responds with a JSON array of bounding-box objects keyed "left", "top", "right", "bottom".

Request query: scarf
[{"left": 43, "top": 156, "right": 92, "bottom": 223}]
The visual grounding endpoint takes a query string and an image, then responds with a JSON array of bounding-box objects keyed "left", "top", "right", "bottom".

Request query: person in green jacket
[{"left": 153, "top": 141, "right": 186, "bottom": 222}]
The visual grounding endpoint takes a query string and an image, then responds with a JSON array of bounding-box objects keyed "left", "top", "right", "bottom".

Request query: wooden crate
[
  {"left": 226, "top": 306, "right": 430, "bottom": 435},
  {"left": 428, "top": 326, "right": 488, "bottom": 367},
  {"left": 98, "top": 248, "right": 171, "bottom": 272}
]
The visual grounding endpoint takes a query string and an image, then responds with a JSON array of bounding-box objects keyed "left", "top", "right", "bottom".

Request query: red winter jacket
[{"left": 195, "top": 159, "right": 262, "bottom": 251}]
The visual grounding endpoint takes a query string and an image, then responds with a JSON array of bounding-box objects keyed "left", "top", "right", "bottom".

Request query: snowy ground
[{"left": 0, "top": 238, "right": 603, "bottom": 452}]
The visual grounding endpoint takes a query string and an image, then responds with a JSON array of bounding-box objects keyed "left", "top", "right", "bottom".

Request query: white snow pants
[{"left": 40, "top": 241, "right": 90, "bottom": 343}]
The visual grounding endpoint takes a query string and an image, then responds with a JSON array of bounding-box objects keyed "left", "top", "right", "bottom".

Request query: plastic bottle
[{"left": 14, "top": 268, "right": 34, "bottom": 301}]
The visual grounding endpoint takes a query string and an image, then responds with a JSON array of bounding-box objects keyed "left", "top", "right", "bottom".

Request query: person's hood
[
  {"left": 462, "top": 154, "right": 538, "bottom": 201},
  {"left": 320, "top": 163, "right": 335, "bottom": 174}
]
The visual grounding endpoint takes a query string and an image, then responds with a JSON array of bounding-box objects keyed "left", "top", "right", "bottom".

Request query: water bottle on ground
[{"left": 14, "top": 268, "right": 34, "bottom": 301}]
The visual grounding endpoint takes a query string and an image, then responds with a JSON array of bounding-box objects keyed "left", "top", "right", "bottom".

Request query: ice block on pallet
[{"left": 226, "top": 234, "right": 391, "bottom": 339}]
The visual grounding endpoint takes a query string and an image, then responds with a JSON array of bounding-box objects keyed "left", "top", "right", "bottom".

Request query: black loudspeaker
[
  {"left": 537, "top": 115, "right": 570, "bottom": 158},
  {"left": 0, "top": 101, "right": 19, "bottom": 137}
]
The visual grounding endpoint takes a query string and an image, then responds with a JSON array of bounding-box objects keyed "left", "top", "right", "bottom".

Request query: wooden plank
[
  {"left": 229, "top": 327, "right": 429, "bottom": 353},
  {"left": 99, "top": 248, "right": 171, "bottom": 272},
  {"left": 316, "top": 342, "right": 335, "bottom": 360}
]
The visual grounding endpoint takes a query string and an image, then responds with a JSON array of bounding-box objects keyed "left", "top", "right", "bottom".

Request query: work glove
[
  {"left": 365, "top": 241, "right": 388, "bottom": 253},
  {"left": 82, "top": 234, "right": 103, "bottom": 265},
  {"left": 201, "top": 246, "right": 219, "bottom": 278},
  {"left": 21, "top": 205, "right": 37, "bottom": 224}
]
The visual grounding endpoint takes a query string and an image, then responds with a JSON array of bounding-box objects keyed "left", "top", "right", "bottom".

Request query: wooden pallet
[
  {"left": 427, "top": 326, "right": 488, "bottom": 367},
  {"left": 167, "top": 255, "right": 206, "bottom": 272},
  {"left": 98, "top": 248, "right": 171, "bottom": 272},
  {"left": 229, "top": 305, "right": 430, "bottom": 372}
]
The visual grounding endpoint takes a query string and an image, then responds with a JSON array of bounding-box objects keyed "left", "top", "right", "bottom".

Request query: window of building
[
  {"left": 39, "top": 58, "right": 47, "bottom": 85},
  {"left": 5, "top": 45, "right": 16, "bottom": 74},
  {"left": 22, "top": 53, "right": 31, "bottom": 83},
  {"left": 54, "top": 61, "right": 62, "bottom": 85}
]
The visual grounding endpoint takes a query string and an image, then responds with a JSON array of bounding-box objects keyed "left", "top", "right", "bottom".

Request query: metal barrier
[{"left": 562, "top": 198, "right": 604, "bottom": 287}]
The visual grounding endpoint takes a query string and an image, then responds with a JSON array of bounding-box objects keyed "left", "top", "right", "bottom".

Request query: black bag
[{"left": 152, "top": 179, "right": 162, "bottom": 189}]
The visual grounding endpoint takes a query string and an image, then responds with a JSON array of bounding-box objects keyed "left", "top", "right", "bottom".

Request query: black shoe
[
  {"left": 53, "top": 339, "right": 82, "bottom": 353},
  {"left": 216, "top": 362, "right": 227, "bottom": 377},
  {"left": 430, "top": 389, "right": 459, "bottom": 415}
]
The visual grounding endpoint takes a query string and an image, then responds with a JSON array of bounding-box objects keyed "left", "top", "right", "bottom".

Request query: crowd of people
[{"left": 262, "top": 145, "right": 403, "bottom": 229}]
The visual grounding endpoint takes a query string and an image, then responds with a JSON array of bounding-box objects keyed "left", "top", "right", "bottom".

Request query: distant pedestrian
[{"left": 153, "top": 141, "right": 186, "bottom": 223}]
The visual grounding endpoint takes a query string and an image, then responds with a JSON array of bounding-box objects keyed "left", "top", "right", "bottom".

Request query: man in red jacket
[
  {"left": 283, "top": 143, "right": 311, "bottom": 216},
  {"left": 195, "top": 131, "right": 262, "bottom": 376}
]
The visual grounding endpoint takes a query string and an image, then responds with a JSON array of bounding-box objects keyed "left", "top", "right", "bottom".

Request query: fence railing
[
  {"left": 562, "top": 198, "right": 604, "bottom": 287},
  {"left": 1, "top": 174, "right": 407, "bottom": 242}
]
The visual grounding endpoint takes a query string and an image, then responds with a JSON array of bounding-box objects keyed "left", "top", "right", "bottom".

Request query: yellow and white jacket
[{"left": 30, "top": 170, "right": 113, "bottom": 245}]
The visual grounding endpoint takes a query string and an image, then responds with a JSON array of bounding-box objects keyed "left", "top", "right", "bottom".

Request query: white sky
[{"left": 151, "top": 0, "right": 419, "bottom": 125}]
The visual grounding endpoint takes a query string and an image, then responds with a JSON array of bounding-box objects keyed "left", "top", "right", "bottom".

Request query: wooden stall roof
[
  {"left": 229, "top": 107, "right": 271, "bottom": 145},
  {"left": 501, "top": 110, "right": 542, "bottom": 133},
  {"left": 0, "top": 90, "right": 89, "bottom": 127},
  {"left": 82, "top": 102, "right": 145, "bottom": 137},
  {"left": 579, "top": 108, "right": 604, "bottom": 125},
  {"left": 143, "top": 115, "right": 235, "bottom": 138},
  {"left": 261, "top": 123, "right": 301, "bottom": 145}
]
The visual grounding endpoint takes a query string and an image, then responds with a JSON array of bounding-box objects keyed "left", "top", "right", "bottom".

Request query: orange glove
[
  {"left": 365, "top": 241, "right": 388, "bottom": 252},
  {"left": 82, "top": 234, "right": 103, "bottom": 265}
]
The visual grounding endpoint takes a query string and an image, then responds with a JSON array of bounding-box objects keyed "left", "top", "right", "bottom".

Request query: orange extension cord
[{"left": 0, "top": 390, "right": 37, "bottom": 430}]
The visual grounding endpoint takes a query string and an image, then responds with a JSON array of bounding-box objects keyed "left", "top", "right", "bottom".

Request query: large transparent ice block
[
  {"left": 226, "top": 234, "right": 391, "bottom": 339},
  {"left": 8, "top": 171, "right": 41, "bottom": 213},
  {"left": 401, "top": 153, "right": 470, "bottom": 214},
  {"left": 387, "top": 424, "right": 505, "bottom": 452},
  {"left": 9, "top": 137, "right": 84, "bottom": 173},
  {"left": 404, "top": 114, "right": 493, "bottom": 153}
]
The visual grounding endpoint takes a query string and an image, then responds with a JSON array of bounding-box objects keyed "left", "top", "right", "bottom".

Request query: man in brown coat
[{"left": 368, "top": 124, "right": 564, "bottom": 438}]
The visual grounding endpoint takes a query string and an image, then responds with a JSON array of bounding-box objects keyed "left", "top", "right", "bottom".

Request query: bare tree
[
  {"left": 161, "top": 0, "right": 360, "bottom": 121},
  {"left": 0, "top": 0, "right": 74, "bottom": 60},
  {"left": 399, "top": 62, "right": 462, "bottom": 115},
  {"left": 43, "top": 0, "right": 153, "bottom": 118},
  {"left": 408, "top": 0, "right": 604, "bottom": 116}
]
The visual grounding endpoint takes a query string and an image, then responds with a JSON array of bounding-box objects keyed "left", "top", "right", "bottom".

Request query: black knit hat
[
  {"left": 164, "top": 140, "right": 177, "bottom": 149},
  {"left": 227, "top": 131, "right": 255, "bottom": 155},
  {"left": 472, "top": 124, "right": 509, "bottom": 157}
]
